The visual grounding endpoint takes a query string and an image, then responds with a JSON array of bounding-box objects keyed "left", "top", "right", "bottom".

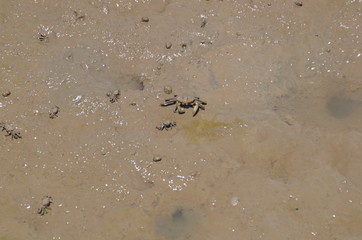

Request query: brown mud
[{"left": 1, "top": 0, "right": 362, "bottom": 239}]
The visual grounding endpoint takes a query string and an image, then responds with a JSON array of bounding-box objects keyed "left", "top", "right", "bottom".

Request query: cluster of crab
[
  {"left": 1, "top": 90, "right": 119, "bottom": 140},
  {"left": 0, "top": 122, "right": 22, "bottom": 139}
]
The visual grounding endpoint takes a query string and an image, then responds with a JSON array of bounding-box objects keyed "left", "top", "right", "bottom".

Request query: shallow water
[{"left": 1, "top": 0, "right": 362, "bottom": 239}]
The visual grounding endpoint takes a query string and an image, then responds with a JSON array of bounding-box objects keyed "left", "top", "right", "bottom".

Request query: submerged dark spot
[
  {"left": 326, "top": 96, "right": 359, "bottom": 119},
  {"left": 172, "top": 208, "right": 184, "bottom": 222},
  {"left": 118, "top": 75, "right": 147, "bottom": 91},
  {"left": 131, "top": 76, "right": 145, "bottom": 91},
  {"left": 155, "top": 207, "right": 199, "bottom": 239}
]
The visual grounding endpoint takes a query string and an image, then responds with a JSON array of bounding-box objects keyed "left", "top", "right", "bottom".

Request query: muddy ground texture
[{"left": 1, "top": 0, "right": 362, "bottom": 239}]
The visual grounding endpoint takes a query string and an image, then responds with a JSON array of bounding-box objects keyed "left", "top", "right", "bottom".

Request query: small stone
[
  {"left": 2, "top": 90, "right": 11, "bottom": 97},
  {"left": 165, "top": 42, "right": 172, "bottom": 49},
  {"left": 163, "top": 86, "right": 172, "bottom": 94},
  {"left": 190, "top": 171, "right": 200, "bottom": 178},
  {"left": 294, "top": 1, "right": 303, "bottom": 6},
  {"left": 152, "top": 154, "right": 162, "bottom": 162},
  {"left": 201, "top": 19, "right": 207, "bottom": 28},
  {"left": 73, "top": 10, "right": 86, "bottom": 21},
  {"left": 231, "top": 197, "right": 240, "bottom": 206},
  {"left": 141, "top": 17, "right": 149, "bottom": 22}
]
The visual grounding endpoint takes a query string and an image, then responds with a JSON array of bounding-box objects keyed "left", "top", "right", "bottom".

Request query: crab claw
[
  {"left": 178, "top": 107, "right": 186, "bottom": 114},
  {"left": 198, "top": 104, "right": 205, "bottom": 110},
  {"left": 198, "top": 99, "right": 207, "bottom": 105},
  {"left": 164, "top": 95, "right": 178, "bottom": 101},
  {"left": 161, "top": 101, "right": 176, "bottom": 106},
  {"left": 193, "top": 104, "right": 199, "bottom": 117}
]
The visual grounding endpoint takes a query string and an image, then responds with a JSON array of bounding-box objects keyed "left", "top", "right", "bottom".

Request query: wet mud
[{"left": 1, "top": 0, "right": 362, "bottom": 239}]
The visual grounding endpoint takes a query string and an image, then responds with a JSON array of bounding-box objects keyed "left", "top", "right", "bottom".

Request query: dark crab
[
  {"left": 49, "top": 106, "right": 60, "bottom": 119},
  {"left": 160, "top": 95, "right": 207, "bottom": 116},
  {"left": 106, "top": 89, "right": 120, "bottom": 103},
  {"left": 37, "top": 196, "right": 53, "bottom": 216},
  {"left": 38, "top": 33, "right": 49, "bottom": 41},
  {"left": 156, "top": 120, "right": 176, "bottom": 131},
  {"left": 0, "top": 122, "right": 22, "bottom": 139}
]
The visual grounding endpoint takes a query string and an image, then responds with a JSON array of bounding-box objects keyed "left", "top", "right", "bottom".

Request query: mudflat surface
[{"left": 1, "top": 0, "right": 362, "bottom": 239}]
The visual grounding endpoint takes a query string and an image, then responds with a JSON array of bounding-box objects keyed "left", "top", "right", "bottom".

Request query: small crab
[
  {"left": 156, "top": 120, "right": 176, "bottom": 131},
  {"left": 38, "top": 33, "right": 49, "bottom": 41},
  {"left": 49, "top": 106, "right": 60, "bottom": 119},
  {"left": 1, "top": 122, "right": 22, "bottom": 139},
  {"left": 37, "top": 196, "right": 53, "bottom": 216},
  {"left": 5, "top": 128, "right": 22, "bottom": 139},
  {"left": 160, "top": 95, "right": 207, "bottom": 116},
  {"left": 106, "top": 89, "right": 120, "bottom": 103}
]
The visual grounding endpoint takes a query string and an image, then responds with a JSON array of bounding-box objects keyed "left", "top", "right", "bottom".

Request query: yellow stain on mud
[
  {"left": 0, "top": 237, "right": 13, "bottom": 240},
  {"left": 183, "top": 118, "right": 243, "bottom": 143}
]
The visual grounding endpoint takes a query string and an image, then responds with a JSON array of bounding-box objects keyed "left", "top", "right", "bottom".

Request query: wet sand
[{"left": 1, "top": 0, "right": 362, "bottom": 239}]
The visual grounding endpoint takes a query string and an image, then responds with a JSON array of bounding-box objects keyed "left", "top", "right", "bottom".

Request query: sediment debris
[{"left": 163, "top": 86, "right": 172, "bottom": 94}]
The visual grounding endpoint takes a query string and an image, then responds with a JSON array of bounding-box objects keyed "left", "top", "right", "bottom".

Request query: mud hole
[{"left": 1, "top": 0, "right": 362, "bottom": 239}]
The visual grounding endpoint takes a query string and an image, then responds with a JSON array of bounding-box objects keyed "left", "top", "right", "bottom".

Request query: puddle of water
[
  {"left": 155, "top": 206, "right": 200, "bottom": 239},
  {"left": 272, "top": 75, "right": 362, "bottom": 131},
  {"left": 326, "top": 96, "right": 359, "bottom": 119}
]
